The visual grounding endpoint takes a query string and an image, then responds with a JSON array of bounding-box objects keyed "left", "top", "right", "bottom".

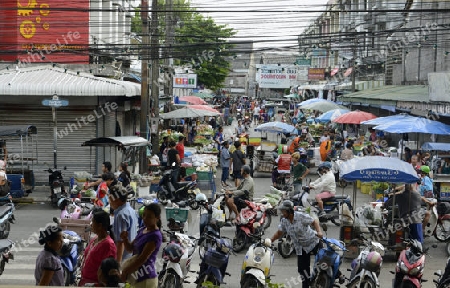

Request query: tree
[{"left": 173, "top": 14, "right": 236, "bottom": 90}]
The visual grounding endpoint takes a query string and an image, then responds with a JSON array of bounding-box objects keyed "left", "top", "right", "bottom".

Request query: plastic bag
[{"left": 212, "top": 207, "right": 225, "bottom": 223}]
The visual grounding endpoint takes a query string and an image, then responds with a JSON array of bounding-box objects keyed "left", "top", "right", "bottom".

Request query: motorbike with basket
[
  {"left": 310, "top": 228, "right": 346, "bottom": 288},
  {"left": 158, "top": 229, "right": 199, "bottom": 288},
  {"left": 346, "top": 236, "right": 385, "bottom": 287},
  {"left": 240, "top": 222, "right": 276, "bottom": 288},
  {"left": 57, "top": 196, "right": 95, "bottom": 220},
  {"left": 156, "top": 166, "right": 199, "bottom": 209}
]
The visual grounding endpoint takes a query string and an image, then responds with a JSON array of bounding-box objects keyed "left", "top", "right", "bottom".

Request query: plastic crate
[
  {"left": 204, "top": 249, "right": 228, "bottom": 268},
  {"left": 197, "top": 171, "right": 212, "bottom": 181},
  {"left": 186, "top": 167, "right": 196, "bottom": 176},
  {"left": 165, "top": 207, "right": 189, "bottom": 223}
]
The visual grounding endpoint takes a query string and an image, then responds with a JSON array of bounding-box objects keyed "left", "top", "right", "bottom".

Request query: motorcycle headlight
[
  {"left": 398, "top": 261, "right": 409, "bottom": 274},
  {"left": 409, "top": 265, "right": 423, "bottom": 276},
  {"left": 253, "top": 247, "right": 265, "bottom": 263}
]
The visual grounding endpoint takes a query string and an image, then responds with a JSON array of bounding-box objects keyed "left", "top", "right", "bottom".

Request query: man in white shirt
[
  {"left": 253, "top": 106, "right": 261, "bottom": 125},
  {"left": 310, "top": 162, "right": 336, "bottom": 216}
]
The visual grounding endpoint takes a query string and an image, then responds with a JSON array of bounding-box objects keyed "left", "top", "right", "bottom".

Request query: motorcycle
[
  {"left": 346, "top": 236, "right": 385, "bottom": 287},
  {"left": 311, "top": 237, "right": 346, "bottom": 288},
  {"left": 233, "top": 199, "right": 270, "bottom": 253},
  {"left": 290, "top": 186, "right": 353, "bottom": 226},
  {"left": 0, "top": 194, "right": 15, "bottom": 239},
  {"left": 197, "top": 194, "right": 223, "bottom": 259},
  {"left": 431, "top": 201, "right": 450, "bottom": 243},
  {"left": 0, "top": 239, "right": 14, "bottom": 277},
  {"left": 52, "top": 217, "right": 84, "bottom": 286},
  {"left": 158, "top": 230, "right": 198, "bottom": 288},
  {"left": 434, "top": 257, "right": 450, "bottom": 288},
  {"left": 156, "top": 168, "right": 199, "bottom": 210},
  {"left": 195, "top": 234, "right": 233, "bottom": 287},
  {"left": 57, "top": 196, "right": 94, "bottom": 220},
  {"left": 46, "top": 167, "right": 67, "bottom": 207},
  {"left": 240, "top": 222, "right": 275, "bottom": 288},
  {"left": 392, "top": 238, "right": 427, "bottom": 288}
]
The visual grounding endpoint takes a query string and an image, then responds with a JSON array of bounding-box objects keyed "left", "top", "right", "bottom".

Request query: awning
[
  {"left": 0, "top": 65, "right": 141, "bottom": 97},
  {"left": 421, "top": 142, "right": 450, "bottom": 151},
  {"left": 0, "top": 125, "right": 37, "bottom": 137},
  {"left": 82, "top": 136, "right": 149, "bottom": 147}
]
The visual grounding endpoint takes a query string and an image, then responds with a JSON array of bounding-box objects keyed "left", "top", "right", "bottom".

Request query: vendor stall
[{"left": 422, "top": 142, "right": 450, "bottom": 202}]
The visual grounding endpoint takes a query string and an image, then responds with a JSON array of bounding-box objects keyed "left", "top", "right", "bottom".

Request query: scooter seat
[
  {"left": 0, "top": 206, "right": 13, "bottom": 219},
  {"left": 0, "top": 239, "right": 12, "bottom": 253},
  {"left": 323, "top": 195, "right": 349, "bottom": 201}
]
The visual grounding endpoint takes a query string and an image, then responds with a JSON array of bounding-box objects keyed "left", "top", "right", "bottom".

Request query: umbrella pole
[{"left": 352, "top": 181, "right": 357, "bottom": 219}]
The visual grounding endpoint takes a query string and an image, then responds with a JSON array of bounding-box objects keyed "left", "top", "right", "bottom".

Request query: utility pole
[
  {"left": 139, "top": 0, "right": 150, "bottom": 173},
  {"left": 164, "top": 0, "right": 174, "bottom": 97},
  {"left": 150, "top": 0, "right": 160, "bottom": 156},
  {"left": 351, "top": 36, "right": 357, "bottom": 93}
]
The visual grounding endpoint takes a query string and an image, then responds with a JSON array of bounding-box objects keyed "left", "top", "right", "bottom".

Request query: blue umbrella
[
  {"left": 297, "top": 98, "right": 325, "bottom": 107},
  {"left": 254, "top": 121, "right": 297, "bottom": 134},
  {"left": 315, "top": 108, "right": 350, "bottom": 123},
  {"left": 361, "top": 114, "right": 412, "bottom": 126},
  {"left": 339, "top": 156, "right": 420, "bottom": 183},
  {"left": 373, "top": 116, "right": 450, "bottom": 135}
]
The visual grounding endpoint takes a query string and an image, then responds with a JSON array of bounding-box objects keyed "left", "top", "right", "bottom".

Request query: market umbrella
[
  {"left": 299, "top": 100, "right": 345, "bottom": 112},
  {"left": 332, "top": 110, "right": 377, "bottom": 124},
  {"left": 179, "top": 96, "right": 207, "bottom": 105},
  {"left": 187, "top": 105, "right": 221, "bottom": 114},
  {"left": 373, "top": 116, "right": 450, "bottom": 135},
  {"left": 315, "top": 108, "right": 350, "bottom": 123},
  {"left": 254, "top": 121, "right": 297, "bottom": 134},
  {"left": 191, "top": 92, "right": 214, "bottom": 98},
  {"left": 160, "top": 106, "right": 220, "bottom": 119},
  {"left": 340, "top": 156, "right": 420, "bottom": 183},
  {"left": 361, "top": 114, "right": 412, "bottom": 126},
  {"left": 297, "top": 98, "right": 326, "bottom": 107}
]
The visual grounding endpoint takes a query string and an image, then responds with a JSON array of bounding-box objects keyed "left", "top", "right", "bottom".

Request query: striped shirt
[{"left": 278, "top": 211, "right": 319, "bottom": 255}]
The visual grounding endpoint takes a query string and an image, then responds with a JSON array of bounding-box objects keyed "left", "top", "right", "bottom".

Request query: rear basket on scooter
[
  {"left": 437, "top": 202, "right": 450, "bottom": 215},
  {"left": 204, "top": 249, "right": 227, "bottom": 268},
  {"left": 166, "top": 207, "right": 189, "bottom": 223}
]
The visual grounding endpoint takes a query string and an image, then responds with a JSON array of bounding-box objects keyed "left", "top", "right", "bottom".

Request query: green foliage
[
  {"left": 201, "top": 281, "right": 219, "bottom": 288},
  {"left": 266, "top": 278, "right": 286, "bottom": 288}
]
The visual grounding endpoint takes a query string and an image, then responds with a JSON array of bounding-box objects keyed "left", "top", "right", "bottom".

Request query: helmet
[
  {"left": 138, "top": 206, "right": 145, "bottom": 218},
  {"left": 298, "top": 147, "right": 306, "bottom": 155},
  {"left": 216, "top": 238, "right": 232, "bottom": 254},
  {"left": 319, "top": 162, "right": 332, "bottom": 170},
  {"left": 363, "top": 251, "right": 383, "bottom": 272},
  {"left": 242, "top": 165, "right": 251, "bottom": 175},
  {"left": 57, "top": 198, "right": 68, "bottom": 210},
  {"left": 163, "top": 242, "right": 184, "bottom": 263},
  {"left": 195, "top": 193, "right": 207, "bottom": 202},
  {"left": 277, "top": 200, "right": 294, "bottom": 213},
  {"left": 420, "top": 165, "right": 430, "bottom": 174}
]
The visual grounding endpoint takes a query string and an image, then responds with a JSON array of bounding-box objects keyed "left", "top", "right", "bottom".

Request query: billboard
[
  {"left": 308, "top": 68, "right": 325, "bottom": 80},
  {"left": 0, "top": 0, "right": 90, "bottom": 63},
  {"left": 255, "top": 64, "right": 298, "bottom": 89},
  {"left": 173, "top": 74, "right": 197, "bottom": 89}
]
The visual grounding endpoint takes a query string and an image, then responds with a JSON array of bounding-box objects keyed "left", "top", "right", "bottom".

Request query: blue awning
[{"left": 421, "top": 142, "right": 450, "bottom": 151}]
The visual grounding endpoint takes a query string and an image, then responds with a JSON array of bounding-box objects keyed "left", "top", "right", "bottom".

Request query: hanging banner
[{"left": 256, "top": 64, "right": 298, "bottom": 88}]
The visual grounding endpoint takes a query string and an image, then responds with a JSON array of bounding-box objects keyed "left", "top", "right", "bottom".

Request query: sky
[{"left": 190, "top": 0, "right": 330, "bottom": 52}]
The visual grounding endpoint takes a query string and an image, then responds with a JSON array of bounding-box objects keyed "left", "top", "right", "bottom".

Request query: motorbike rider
[
  {"left": 291, "top": 152, "right": 310, "bottom": 199},
  {"left": 85, "top": 161, "right": 112, "bottom": 190},
  {"left": 225, "top": 165, "right": 254, "bottom": 223},
  {"left": 270, "top": 200, "right": 323, "bottom": 288},
  {"left": 309, "top": 162, "right": 336, "bottom": 217}
]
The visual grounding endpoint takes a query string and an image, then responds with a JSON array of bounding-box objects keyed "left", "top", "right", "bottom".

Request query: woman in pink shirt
[{"left": 79, "top": 210, "right": 117, "bottom": 286}]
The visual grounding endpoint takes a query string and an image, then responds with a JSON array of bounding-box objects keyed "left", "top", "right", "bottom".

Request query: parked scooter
[
  {"left": 346, "top": 236, "right": 385, "bottom": 287},
  {"left": 158, "top": 230, "right": 198, "bottom": 288},
  {"left": 52, "top": 217, "right": 84, "bottom": 286},
  {"left": 434, "top": 257, "right": 450, "bottom": 288},
  {"left": 0, "top": 238, "right": 14, "bottom": 277},
  {"left": 57, "top": 197, "right": 94, "bottom": 220},
  {"left": 290, "top": 186, "right": 352, "bottom": 226},
  {"left": 233, "top": 199, "right": 270, "bottom": 253},
  {"left": 46, "top": 167, "right": 67, "bottom": 207},
  {"left": 310, "top": 235, "right": 346, "bottom": 287},
  {"left": 197, "top": 193, "right": 223, "bottom": 258},
  {"left": 0, "top": 194, "right": 14, "bottom": 239},
  {"left": 195, "top": 234, "right": 233, "bottom": 287},
  {"left": 157, "top": 168, "right": 199, "bottom": 209},
  {"left": 430, "top": 201, "right": 450, "bottom": 242},
  {"left": 240, "top": 222, "right": 276, "bottom": 288},
  {"left": 392, "top": 238, "right": 427, "bottom": 287}
]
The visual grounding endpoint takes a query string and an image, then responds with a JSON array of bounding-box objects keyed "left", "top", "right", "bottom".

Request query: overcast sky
[{"left": 190, "top": 0, "right": 330, "bottom": 52}]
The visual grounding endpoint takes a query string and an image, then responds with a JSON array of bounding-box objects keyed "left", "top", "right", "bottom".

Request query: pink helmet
[{"left": 363, "top": 251, "right": 383, "bottom": 272}]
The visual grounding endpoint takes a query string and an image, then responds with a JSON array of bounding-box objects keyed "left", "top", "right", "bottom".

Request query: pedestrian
[
  {"left": 231, "top": 141, "right": 246, "bottom": 187},
  {"left": 214, "top": 127, "right": 224, "bottom": 151},
  {"left": 167, "top": 140, "right": 180, "bottom": 185},
  {"left": 270, "top": 200, "right": 324, "bottom": 288},
  {"left": 291, "top": 152, "right": 309, "bottom": 196},
  {"left": 79, "top": 210, "right": 117, "bottom": 286},
  {"left": 117, "top": 162, "right": 131, "bottom": 188},
  {"left": 109, "top": 185, "right": 138, "bottom": 263},
  {"left": 97, "top": 257, "right": 122, "bottom": 287},
  {"left": 94, "top": 172, "right": 115, "bottom": 208},
  {"left": 175, "top": 136, "right": 185, "bottom": 162},
  {"left": 340, "top": 143, "right": 354, "bottom": 161},
  {"left": 35, "top": 224, "right": 64, "bottom": 286},
  {"left": 120, "top": 203, "right": 162, "bottom": 288},
  {"left": 220, "top": 141, "right": 231, "bottom": 187},
  {"left": 159, "top": 136, "right": 169, "bottom": 166}
]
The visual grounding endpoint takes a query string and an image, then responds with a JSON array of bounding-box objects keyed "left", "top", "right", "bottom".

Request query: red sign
[
  {"left": 0, "top": 0, "right": 90, "bottom": 63},
  {"left": 308, "top": 68, "right": 325, "bottom": 80}
]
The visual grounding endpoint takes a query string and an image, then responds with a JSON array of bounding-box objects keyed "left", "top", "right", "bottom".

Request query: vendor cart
[
  {"left": 253, "top": 140, "right": 278, "bottom": 178},
  {"left": 338, "top": 156, "right": 421, "bottom": 258},
  {"left": 421, "top": 142, "right": 450, "bottom": 202},
  {"left": 0, "top": 125, "right": 38, "bottom": 197}
]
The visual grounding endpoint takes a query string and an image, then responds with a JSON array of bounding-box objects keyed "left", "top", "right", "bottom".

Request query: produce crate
[
  {"left": 186, "top": 167, "right": 196, "bottom": 176},
  {"left": 60, "top": 218, "right": 91, "bottom": 242},
  {"left": 197, "top": 171, "right": 213, "bottom": 181},
  {"left": 165, "top": 207, "right": 189, "bottom": 223}
]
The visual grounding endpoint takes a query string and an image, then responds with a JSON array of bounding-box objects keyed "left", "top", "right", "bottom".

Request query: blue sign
[{"left": 42, "top": 99, "right": 69, "bottom": 108}]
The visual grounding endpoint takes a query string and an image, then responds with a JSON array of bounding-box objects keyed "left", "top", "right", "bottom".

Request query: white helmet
[{"left": 195, "top": 193, "right": 207, "bottom": 202}]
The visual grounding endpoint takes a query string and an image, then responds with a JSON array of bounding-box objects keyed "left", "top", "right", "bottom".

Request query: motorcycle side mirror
[{"left": 435, "top": 270, "right": 442, "bottom": 277}]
